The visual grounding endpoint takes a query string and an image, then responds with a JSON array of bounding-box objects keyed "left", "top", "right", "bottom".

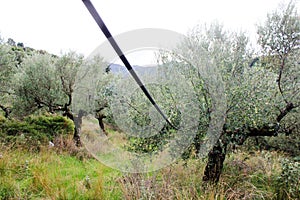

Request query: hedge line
[{"left": 0, "top": 115, "right": 74, "bottom": 146}]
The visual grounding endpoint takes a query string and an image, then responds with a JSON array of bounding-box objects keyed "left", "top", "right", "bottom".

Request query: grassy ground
[
  {"left": 1, "top": 144, "right": 299, "bottom": 199},
  {"left": 0, "top": 144, "right": 123, "bottom": 199},
  {"left": 0, "top": 125, "right": 299, "bottom": 200}
]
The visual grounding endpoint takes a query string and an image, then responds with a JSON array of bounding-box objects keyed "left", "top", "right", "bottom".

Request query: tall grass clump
[
  {"left": 0, "top": 144, "right": 122, "bottom": 199},
  {"left": 117, "top": 151, "right": 299, "bottom": 200}
]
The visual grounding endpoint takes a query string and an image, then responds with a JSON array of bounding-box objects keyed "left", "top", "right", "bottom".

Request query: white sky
[{"left": 0, "top": 0, "right": 299, "bottom": 60}]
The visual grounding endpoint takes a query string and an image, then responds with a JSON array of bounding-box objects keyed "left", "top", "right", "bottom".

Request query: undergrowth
[
  {"left": 0, "top": 144, "right": 122, "bottom": 200},
  {"left": 116, "top": 151, "right": 299, "bottom": 200},
  {"left": 0, "top": 143, "right": 298, "bottom": 199}
]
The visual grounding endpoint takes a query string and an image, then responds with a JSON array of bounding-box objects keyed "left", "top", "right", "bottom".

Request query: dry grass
[
  {"left": 0, "top": 135, "right": 298, "bottom": 200},
  {"left": 116, "top": 151, "right": 295, "bottom": 200}
]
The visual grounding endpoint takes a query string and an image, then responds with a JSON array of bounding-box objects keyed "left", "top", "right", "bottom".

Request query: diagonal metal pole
[{"left": 82, "top": 0, "right": 176, "bottom": 129}]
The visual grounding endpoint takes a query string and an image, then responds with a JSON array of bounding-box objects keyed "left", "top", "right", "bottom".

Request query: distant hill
[{"left": 107, "top": 63, "right": 158, "bottom": 76}]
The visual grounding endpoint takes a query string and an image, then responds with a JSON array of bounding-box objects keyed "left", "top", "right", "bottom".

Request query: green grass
[
  {"left": 0, "top": 143, "right": 298, "bottom": 199},
  {"left": 0, "top": 145, "right": 122, "bottom": 199}
]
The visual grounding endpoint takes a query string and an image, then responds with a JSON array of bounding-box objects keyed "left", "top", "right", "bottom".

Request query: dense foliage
[{"left": 0, "top": 0, "right": 299, "bottom": 194}]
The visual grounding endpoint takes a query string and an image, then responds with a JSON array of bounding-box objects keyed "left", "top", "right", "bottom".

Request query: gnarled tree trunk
[
  {"left": 202, "top": 136, "right": 227, "bottom": 183},
  {"left": 202, "top": 122, "right": 287, "bottom": 183},
  {"left": 202, "top": 101, "right": 296, "bottom": 183}
]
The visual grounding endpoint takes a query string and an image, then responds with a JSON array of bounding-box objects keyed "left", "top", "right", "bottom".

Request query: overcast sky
[{"left": 0, "top": 0, "right": 298, "bottom": 58}]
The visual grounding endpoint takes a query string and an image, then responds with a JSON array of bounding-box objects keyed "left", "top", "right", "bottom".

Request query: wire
[{"left": 82, "top": 0, "right": 177, "bottom": 130}]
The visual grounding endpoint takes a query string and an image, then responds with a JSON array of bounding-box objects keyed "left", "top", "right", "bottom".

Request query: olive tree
[
  {"left": 167, "top": 22, "right": 254, "bottom": 182},
  {"left": 0, "top": 36, "right": 42, "bottom": 118},
  {"left": 14, "top": 51, "right": 84, "bottom": 145},
  {"left": 72, "top": 54, "right": 111, "bottom": 135},
  {"left": 257, "top": 0, "right": 300, "bottom": 133},
  {"left": 159, "top": 1, "right": 299, "bottom": 183},
  {"left": 0, "top": 41, "right": 16, "bottom": 118}
]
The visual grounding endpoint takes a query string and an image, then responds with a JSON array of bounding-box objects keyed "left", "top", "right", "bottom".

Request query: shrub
[
  {"left": 0, "top": 115, "right": 74, "bottom": 148},
  {"left": 267, "top": 133, "right": 300, "bottom": 157},
  {"left": 276, "top": 158, "right": 300, "bottom": 199}
]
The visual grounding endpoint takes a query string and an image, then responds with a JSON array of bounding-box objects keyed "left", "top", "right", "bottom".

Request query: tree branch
[
  {"left": 276, "top": 57, "right": 289, "bottom": 104},
  {"left": 0, "top": 104, "right": 11, "bottom": 118},
  {"left": 276, "top": 102, "right": 296, "bottom": 122}
]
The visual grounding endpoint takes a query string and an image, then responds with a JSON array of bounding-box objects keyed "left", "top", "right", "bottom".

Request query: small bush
[
  {"left": 276, "top": 158, "right": 300, "bottom": 199},
  {"left": 267, "top": 133, "right": 300, "bottom": 157},
  {"left": 0, "top": 115, "right": 74, "bottom": 148}
]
